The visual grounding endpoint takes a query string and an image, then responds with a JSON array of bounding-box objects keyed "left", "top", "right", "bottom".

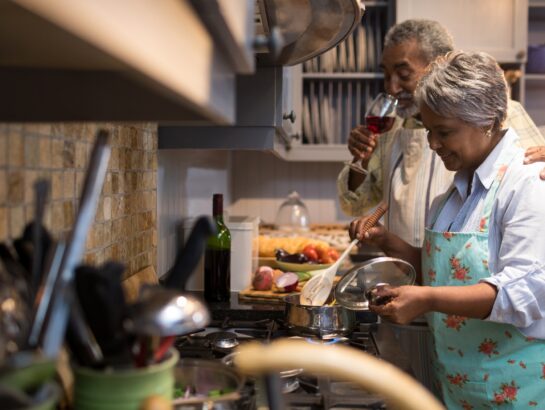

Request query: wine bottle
[{"left": 204, "top": 194, "right": 231, "bottom": 302}]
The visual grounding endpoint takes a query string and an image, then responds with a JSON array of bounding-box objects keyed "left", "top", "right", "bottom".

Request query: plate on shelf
[
  {"left": 276, "top": 261, "right": 332, "bottom": 272},
  {"left": 303, "top": 95, "right": 312, "bottom": 143}
]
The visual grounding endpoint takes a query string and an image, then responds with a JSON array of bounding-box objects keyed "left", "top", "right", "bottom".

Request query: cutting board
[
  {"left": 238, "top": 276, "right": 340, "bottom": 304},
  {"left": 238, "top": 287, "right": 299, "bottom": 303}
]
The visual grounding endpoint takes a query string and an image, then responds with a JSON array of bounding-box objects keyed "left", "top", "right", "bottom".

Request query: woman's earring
[{"left": 485, "top": 129, "right": 492, "bottom": 138}]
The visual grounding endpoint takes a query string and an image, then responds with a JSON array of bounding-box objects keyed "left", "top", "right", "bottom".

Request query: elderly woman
[{"left": 350, "top": 51, "right": 545, "bottom": 408}]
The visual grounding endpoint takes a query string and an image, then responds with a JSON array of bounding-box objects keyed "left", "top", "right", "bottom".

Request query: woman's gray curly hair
[
  {"left": 415, "top": 51, "right": 508, "bottom": 132},
  {"left": 384, "top": 19, "right": 454, "bottom": 64}
]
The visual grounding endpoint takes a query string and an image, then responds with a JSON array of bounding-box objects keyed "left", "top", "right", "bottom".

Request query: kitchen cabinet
[
  {"left": 290, "top": 0, "right": 394, "bottom": 162},
  {"left": 159, "top": 66, "right": 301, "bottom": 155},
  {"left": 0, "top": 0, "right": 254, "bottom": 123},
  {"left": 396, "top": 0, "right": 528, "bottom": 63},
  {"left": 291, "top": 0, "right": 545, "bottom": 162},
  {"left": 524, "top": 0, "right": 545, "bottom": 125},
  {"left": 157, "top": 0, "right": 364, "bottom": 161}
]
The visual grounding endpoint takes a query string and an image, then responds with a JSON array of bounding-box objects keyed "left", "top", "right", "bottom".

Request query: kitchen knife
[
  {"left": 65, "top": 290, "right": 104, "bottom": 368},
  {"left": 41, "top": 130, "right": 111, "bottom": 359},
  {"left": 162, "top": 215, "right": 216, "bottom": 290},
  {"left": 75, "top": 262, "right": 132, "bottom": 366}
]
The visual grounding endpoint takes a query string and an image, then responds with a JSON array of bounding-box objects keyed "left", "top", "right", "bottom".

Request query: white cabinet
[
  {"left": 290, "top": 1, "right": 393, "bottom": 162},
  {"left": 524, "top": 1, "right": 545, "bottom": 125},
  {"left": 396, "top": 0, "right": 528, "bottom": 63}
]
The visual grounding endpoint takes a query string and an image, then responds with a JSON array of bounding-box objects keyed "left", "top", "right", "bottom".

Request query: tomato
[
  {"left": 327, "top": 248, "right": 339, "bottom": 262},
  {"left": 302, "top": 244, "right": 319, "bottom": 262}
]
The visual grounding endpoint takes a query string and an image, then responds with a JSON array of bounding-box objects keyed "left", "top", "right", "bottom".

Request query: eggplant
[
  {"left": 275, "top": 248, "right": 289, "bottom": 260},
  {"left": 276, "top": 251, "right": 309, "bottom": 264}
]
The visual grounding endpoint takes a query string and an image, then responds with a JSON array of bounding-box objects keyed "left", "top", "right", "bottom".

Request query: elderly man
[{"left": 337, "top": 19, "right": 545, "bottom": 247}]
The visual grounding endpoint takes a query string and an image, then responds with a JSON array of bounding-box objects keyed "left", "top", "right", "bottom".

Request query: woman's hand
[
  {"left": 349, "top": 217, "right": 387, "bottom": 247},
  {"left": 369, "top": 285, "right": 432, "bottom": 325},
  {"left": 523, "top": 146, "right": 545, "bottom": 180}
]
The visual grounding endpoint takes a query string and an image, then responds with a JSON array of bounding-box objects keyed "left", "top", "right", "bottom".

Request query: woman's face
[{"left": 420, "top": 103, "right": 493, "bottom": 172}]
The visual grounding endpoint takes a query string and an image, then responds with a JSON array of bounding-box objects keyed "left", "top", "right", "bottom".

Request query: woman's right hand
[
  {"left": 369, "top": 285, "right": 432, "bottom": 325},
  {"left": 348, "top": 125, "right": 378, "bottom": 165},
  {"left": 349, "top": 216, "right": 388, "bottom": 247}
]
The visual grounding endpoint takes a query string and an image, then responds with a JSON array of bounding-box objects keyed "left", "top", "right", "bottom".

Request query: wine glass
[{"left": 345, "top": 92, "right": 398, "bottom": 174}]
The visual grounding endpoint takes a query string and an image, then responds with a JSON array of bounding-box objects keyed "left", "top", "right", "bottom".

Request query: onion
[
  {"left": 252, "top": 266, "right": 274, "bottom": 290},
  {"left": 275, "top": 272, "right": 299, "bottom": 292}
]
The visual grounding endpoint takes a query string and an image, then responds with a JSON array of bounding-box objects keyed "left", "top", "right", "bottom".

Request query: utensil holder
[{"left": 73, "top": 349, "right": 178, "bottom": 410}]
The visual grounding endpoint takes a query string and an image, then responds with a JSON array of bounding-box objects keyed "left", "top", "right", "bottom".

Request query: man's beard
[{"left": 395, "top": 91, "right": 419, "bottom": 119}]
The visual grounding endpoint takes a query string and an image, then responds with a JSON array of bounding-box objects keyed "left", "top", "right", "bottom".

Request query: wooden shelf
[
  {"left": 529, "top": 0, "right": 545, "bottom": 7},
  {"left": 302, "top": 72, "right": 384, "bottom": 79},
  {"left": 273, "top": 143, "right": 351, "bottom": 162},
  {"left": 526, "top": 73, "right": 545, "bottom": 81},
  {"left": 363, "top": 1, "right": 389, "bottom": 7}
]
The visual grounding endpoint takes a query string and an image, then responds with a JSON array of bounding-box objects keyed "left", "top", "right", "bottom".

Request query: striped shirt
[{"left": 337, "top": 100, "right": 545, "bottom": 247}]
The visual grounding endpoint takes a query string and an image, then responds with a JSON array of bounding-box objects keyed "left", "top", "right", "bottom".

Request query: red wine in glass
[
  {"left": 346, "top": 93, "right": 397, "bottom": 175},
  {"left": 365, "top": 115, "right": 396, "bottom": 134}
]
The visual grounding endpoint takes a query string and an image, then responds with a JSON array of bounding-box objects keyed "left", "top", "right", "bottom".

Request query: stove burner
[
  {"left": 176, "top": 316, "right": 385, "bottom": 409},
  {"left": 206, "top": 331, "right": 240, "bottom": 349},
  {"left": 304, "top": 336, "right": 348, "bottom": 345}
]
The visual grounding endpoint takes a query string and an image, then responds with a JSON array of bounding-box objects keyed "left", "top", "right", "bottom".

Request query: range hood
[
  {"left": 255, "top": 0, "right": 364, "bottom": 66},
  {"left": 159, "top": 0, "right": 364, "bottom": 153}
]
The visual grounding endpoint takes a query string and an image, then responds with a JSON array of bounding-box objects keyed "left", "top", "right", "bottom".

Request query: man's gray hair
[
  {"left": 384, "top": 19, "right": 454, "bottom": 64},
  {"left": 415, "top": 51, "right": 508, "bottom": 131}
]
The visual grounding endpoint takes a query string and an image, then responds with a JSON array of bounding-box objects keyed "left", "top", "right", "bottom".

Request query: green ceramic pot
[
  {"left": 73, "top": 349, "right": 178, "bottom": 410},
  {"left": 0, "top": 352, "right": 59, "bottom": 410}
]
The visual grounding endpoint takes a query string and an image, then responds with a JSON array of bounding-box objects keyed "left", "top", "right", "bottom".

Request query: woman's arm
[{"left": 371, "top": 283, "right": 498, "bottom": 325}]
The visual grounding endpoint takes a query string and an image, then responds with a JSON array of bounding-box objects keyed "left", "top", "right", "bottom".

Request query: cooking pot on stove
[
  {"left": 284, "top": 294, "right": 356, "bottom": 338},
  {"left": 284, "top": 257, "right": 415, "bottom": 338}
]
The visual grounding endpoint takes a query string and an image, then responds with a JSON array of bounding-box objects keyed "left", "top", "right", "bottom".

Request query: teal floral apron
[{"left": 422, "top": 142, "right": 545, "bottom": 409}]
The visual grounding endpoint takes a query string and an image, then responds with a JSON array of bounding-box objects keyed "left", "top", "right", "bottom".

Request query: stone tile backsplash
[{"left": 0, "top": 122, "right": 157, "bottom": 277}]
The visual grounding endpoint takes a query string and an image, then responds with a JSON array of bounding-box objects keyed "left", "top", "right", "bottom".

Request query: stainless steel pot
[{"left": 283, "top": 294, "right": 356, "bottom": 339}]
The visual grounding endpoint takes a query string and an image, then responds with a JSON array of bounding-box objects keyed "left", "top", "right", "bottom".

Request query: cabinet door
[
  {"left": 282, "top": 66, "right": 303, "bottom": 143},
  {"left": 396, "top": 0, "right": 528, "bottom": 63}
]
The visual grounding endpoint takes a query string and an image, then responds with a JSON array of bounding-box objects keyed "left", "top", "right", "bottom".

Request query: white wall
[
  {"left": 157, "top": 149, "right": 232, "bottom": 278},
  {"left": 157, "top": 149, "right": 351, "bottom": 280},
  {"left": 230, "top": 151, "right": 350, "bottom": 224}
]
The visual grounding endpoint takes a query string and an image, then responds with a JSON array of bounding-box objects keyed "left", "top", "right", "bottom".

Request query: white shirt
[{"left": 429, "top": 128, "right": 545, "bottom": 338}]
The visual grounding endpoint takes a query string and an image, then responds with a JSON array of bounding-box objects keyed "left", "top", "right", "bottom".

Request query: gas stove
[{"left": 175, "top": 304, "right": 388, "bottom": 410}]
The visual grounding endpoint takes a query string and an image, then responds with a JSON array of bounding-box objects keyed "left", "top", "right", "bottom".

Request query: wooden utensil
[{"left": 359, "top": 201, "right": 388, "bottom": 237}]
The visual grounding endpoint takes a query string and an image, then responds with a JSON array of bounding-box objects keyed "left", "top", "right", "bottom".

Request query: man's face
[{"left": 380, "top": 39, "right": 429, "bottom": 118}]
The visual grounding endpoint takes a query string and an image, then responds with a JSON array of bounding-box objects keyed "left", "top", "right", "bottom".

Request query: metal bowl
[
  {"left": 222, "top": 352, "right": 303, "bottom": 394},
  {"left": 172, "top": 358, "right": 245, "bottom": 409}
]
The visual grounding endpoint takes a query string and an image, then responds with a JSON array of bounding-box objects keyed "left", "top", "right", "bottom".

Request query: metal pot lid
[
  {"left": 334, "top": 257, "right": 416, "bottom": 311},
  {"left": 256, "top": 0, "right": 364, "bottom": 66}
]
